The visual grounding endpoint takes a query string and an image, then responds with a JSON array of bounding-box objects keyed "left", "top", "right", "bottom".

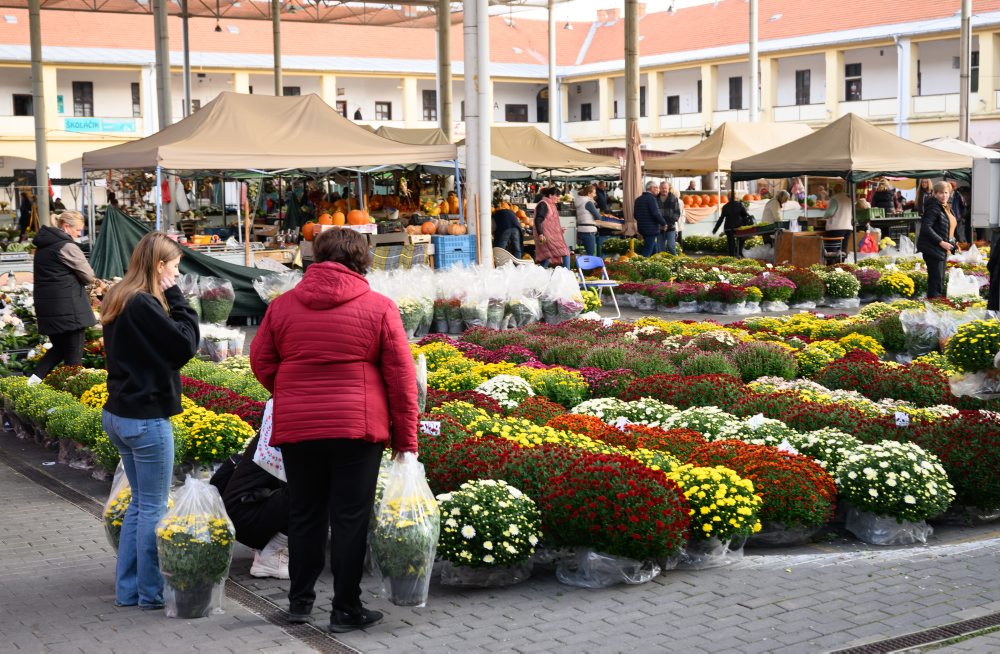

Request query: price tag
[
  {"left": 711, "top": 267, "right": 721, "bottom": 273},
  {"left": 894, "top": 412, "right": 910, "bottom": 428},
  {"left": 612, "top": 416, "right": 633, "bottom": 431},
  {"left": 761, "top": 271, "right": 770, "bottom": 277},
  {"left": 776, "top": 439, "right": 800, "bottom": 455},
  {"left": 419, "top": 421, "right": 441, "bottom": 437},
  {"left": 746, "top": 413, "right": 767, "bottom": 430}
]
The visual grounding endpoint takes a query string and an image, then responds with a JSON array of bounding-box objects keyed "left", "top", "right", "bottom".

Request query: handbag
[
  {"left": 741, "top": 213, "right": 755, "bottom": 227},
  {"left": 251, "top": 399, "right": 286, "bottom": 482}
]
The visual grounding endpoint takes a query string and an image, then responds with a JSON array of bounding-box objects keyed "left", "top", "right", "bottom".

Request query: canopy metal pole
[
  {"left": 547, "top": 0, "right": 557, "bottom": 139},
  {"left": 749, "top": 0, "right": 759, "bottom": 121},
  {"left": 152, "top": 0, "right": 173, "bottom": 129},
  {"left": 476, "top": 0, "right": 492, "bottom": 265},
  {"left": 959, "top": 0, "right": 972, "bottom": 142},
  {"left": 272, "top": 0, "right": 283, "bottom": 96},
  {"left": 463, "top": 0, "right": 479, "bottom": 261},
  {"left": 181, "top": 0, "right": 191, "bottom": 117},
  {"left": 155, "top": 166, "right": 163, "bottom": 231},
  {"left": 437, "top": 0, "right": 452, "bottom": 141},
  {"left": 454, "top": 159, "right": 464, "bottom": 224},
  {"left": 28, "top": 0, "right": 49, "bottom": 227}
]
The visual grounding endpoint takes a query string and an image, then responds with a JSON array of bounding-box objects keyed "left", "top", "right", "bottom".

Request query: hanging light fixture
[{"left": 214, "top": 0, "right": 222, "bottom": 31}]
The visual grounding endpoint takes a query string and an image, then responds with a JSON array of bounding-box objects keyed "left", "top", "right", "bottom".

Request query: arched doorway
[{"left": 536, "top": 88, "right": 549, "bottom": 124}]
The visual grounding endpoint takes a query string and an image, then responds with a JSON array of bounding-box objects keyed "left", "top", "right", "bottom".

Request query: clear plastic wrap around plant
[
  {"left": 760, "top": 300, "right": 789, "bottom": 313},
  {"left": 156, "top": 476, "right": 235, "bottom": 619},
  {"left": 555, "top": 548, "right": 660, "bottom": 588},
  {"left": 676, "top": 537, "right": 736, "bottom": 570},
  {"left": 788, "top": 301, "right": 817, "bottom": 310},
  {"left": 949, "top": 371, "right": 1000, "bottom": 399},
  {"left": 103, "top": 461, "right": 130, "bottom": 552},
  {"left": 933, "top": 505, "right": 1000, "bottom": 527},
  {"left": 198, "top": 277, "right": 236, "bottom": 325},
  {"left": 439, "top": 560, "right": 533, "bottom": 588},
  {"left": 946, "top": 267, "right": 983, "bottom": 298},
  {"left": 674, "top": 300, "right": 701, "bottom": 313},
  {"left": 845, "top": 506, "right": 933, "bottom": 546},
  {"left": 899, "top": 307, "right": 942, "bottom": 357},
  {"left": 635, "top": 296, "right": 657, "bottom": 311},
  {"left": 825, "top": 297, "right": 861, "bottom": 310},
  {"left": 252, "top": 270, "right": 301, "bottom": 305},
  {"left": 178, "top": 273, "right": 202, "bottom": 319},
  {"left": 415, "top": 354, "right": 427, "bottom": 413},
  {"left": 370, "top": 453, "right": 440, "bottom": 608},
  {"left": 487, "top": 298, "right": 506, "bottom": 330},
  {"left": 746, "top": 522, "right": 820, "bottom": 548},
  {"left": 506, "top": 297, "right": 542, "bottom": 329}
]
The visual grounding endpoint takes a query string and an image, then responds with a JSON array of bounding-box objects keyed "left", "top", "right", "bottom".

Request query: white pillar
[
  {"left": 29, "top": 0, "right": 49, "bottom": 226},
  {"left": 181, "top": 0, "right": 191, "bottom": 117},
  {"left": 959, "top": 0, "right": 972, "bottom": 141},
  {"left": 402, "top": 77, "right": 419, "bottom": 127},
  {"left": 749, "top": 0, "right": 758, "bottom": 121},
  {"left": 152, "top": 0, "right": 172, "bottom": 129},
  {"left": 272, "top": 0, "right": 282, "bottom": 96},
  {"left": 141, "top": 64, "right": 158, "bottom": 135},
  {"left": 548, "top": 0, "right": 557, "bottom": 138},
  {"left": 476, "top": 0, "right": 492, "bottom": 265},
  {"left": 896, "top": 37, "right": 911, "bottom": 139},
  {"left": 463, "top": 0, "right": 479, "bottom": 250}
]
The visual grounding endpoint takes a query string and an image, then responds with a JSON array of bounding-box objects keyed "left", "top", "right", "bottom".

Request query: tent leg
[
  {"left": 155, "top": 165, "right": 162, "bottom": 231},
  {"left": 454, "top": 159, "right": 464, "bottom": 225}
]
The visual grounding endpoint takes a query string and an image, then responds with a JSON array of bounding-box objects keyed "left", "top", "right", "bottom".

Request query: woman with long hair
[
  {"left": 916, "top": 181, "right": 958, "bottom": 298},
  {"left": 101, "top": 232, "right": 200, "bottom": 610},
  {"left": 30, "top": 211, "right": 96, "bottom": 382}
]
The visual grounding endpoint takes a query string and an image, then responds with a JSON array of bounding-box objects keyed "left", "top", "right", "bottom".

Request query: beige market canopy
[
  {"left": 644, "top": 122, "right": 813, "bottom": 175},
  {"left": 731, "top": 113, "right": 973, "bottom": 182},
  {"left": 461, "top": 126, "right": 618, "bottom": 171},
  {"left": 374, "top": 126, "right": 453, "bottom": 146},
  {"left": 82, "top": 92, "right": 457, "bottom": 172}
]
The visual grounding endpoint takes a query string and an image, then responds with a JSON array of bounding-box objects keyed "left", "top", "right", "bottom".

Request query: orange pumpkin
[
  {"left": 690, "top": 195, "right": 703, "bottom": 207},
  {"left": 700, "top": 194, "right": 711, "bottom": 206},
  {"left": 439, "top": 201, "right": 451, "bottom": 215},
  {"left": 742, "top": 194, "right": 753, "bottom": 202},
  {"left": 317, "top": 213, "right": 333, "bottom": 225},
  {"left": 421, "top": 221, "right": 437, "bottom": 235},
  {"left": 302, "top": 221, "right": 317, "bottom": 241},
  {"left": 331, "top": 211, "right": 346, "bottom": 225},
  {"left": 347, "top": 209, "right": 366, "bottom": 225},
  {"left": 448, "top": 194, "right": 460, "bottom": 214},
  {"left": 369, "top": 195, "right": 384, "bottom": 211},
  {"left": 447, "top": 223, "right": 468, "bottom": 235}
]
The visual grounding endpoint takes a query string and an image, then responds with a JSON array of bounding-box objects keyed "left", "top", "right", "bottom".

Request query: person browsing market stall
[
  {"left": 492, "top": 200, "right": 523, "bottom": 258},
  {"left": 916, "top": 181, "right": 958, "bottom": 298},
  {"left": 573, "top": 185, "right": 601, "bottom": 256},
  {"left": 713, "top": 192, "right": 752, "bottom": 258},
  {"left": 656, "top": 181, "right": 681, "bottom": 255},
  {"left": 823, "top": 187, "right": 855, "bottom": 254}
]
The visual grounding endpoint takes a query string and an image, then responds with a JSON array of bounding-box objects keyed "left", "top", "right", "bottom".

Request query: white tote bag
[{"left": 251, "top": 399, "right": 286, "bottom": 482}]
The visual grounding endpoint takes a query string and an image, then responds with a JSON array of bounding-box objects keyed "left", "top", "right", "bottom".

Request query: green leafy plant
[{"left": 156, "top": 514, "right": 235, "bottom": 590}]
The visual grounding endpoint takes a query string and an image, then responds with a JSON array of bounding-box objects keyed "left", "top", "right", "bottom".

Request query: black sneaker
[
  {"left": 287, "top": 603, "right": 314, "bottom": 624},
  {"left": 327, "top": 607, "right": 383, "bottom": 633}
]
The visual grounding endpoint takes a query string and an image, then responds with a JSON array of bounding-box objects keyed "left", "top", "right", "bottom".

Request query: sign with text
[{"left": 63, "top": 117, "right": 137, "bottom": 134}]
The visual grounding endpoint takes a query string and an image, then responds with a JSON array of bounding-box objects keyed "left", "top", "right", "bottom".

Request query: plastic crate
[{"left": 432, "top": 234, "right": 477, "bottom": 270}]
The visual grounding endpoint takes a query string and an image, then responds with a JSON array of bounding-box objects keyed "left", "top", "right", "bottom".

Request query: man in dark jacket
[
  {"left": 987, "top": 229, "right": 1000, "bottom": 312},
  {"left": 713, "top": 193, "right": 752, "bottom": 257},
  {"left": 634, "top": 181, "right": 666, "bottom": 257},
  {"left": 492, "top": 200, "right": 523, "bottom": 257},
  {"left": 595, "top": 181, "right": 610, "bottom": 213},
  {"left": 656, "top": 181, "right": 681, "bottom": 255}
]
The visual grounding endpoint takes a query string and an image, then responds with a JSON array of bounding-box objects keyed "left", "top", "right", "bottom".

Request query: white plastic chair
[{"left": 576, "top": 254, "right": 620, "bottom": 319}]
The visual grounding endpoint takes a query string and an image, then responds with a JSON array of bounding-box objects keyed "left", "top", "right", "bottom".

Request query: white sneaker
[
  {"left": 26, "top": 374, "right": 42, "bottom": 386},
  {"left": 250, "top": 547, "right": 289, "bottom": 579}
]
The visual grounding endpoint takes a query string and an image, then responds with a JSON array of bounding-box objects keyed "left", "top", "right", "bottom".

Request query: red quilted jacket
[{"left": 250, "top": 262, "right": 418, "bottom": 453}]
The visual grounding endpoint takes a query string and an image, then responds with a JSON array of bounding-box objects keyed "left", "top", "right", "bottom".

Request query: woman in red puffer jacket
[{"left": 251, "top": 227, "right": 417, "bottom": 633}]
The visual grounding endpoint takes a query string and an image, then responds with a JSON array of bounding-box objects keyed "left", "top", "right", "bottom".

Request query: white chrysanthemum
[
  {"left": 508, "top": 524, "right": 520, "bottom": 536},
  {"left": 868, "top": 488, "right": 878, "bottom": 497},
  {"left": 904, "top": 495, "right": 916, "bottom": 504},
  {"left": 461, "top": 525, "right": 476, "bottom": 539},
  {"left": 483, "top": 540, "right": 493, "bottom": 550},
  {"left": 483, "top": 554, "right": 495, "bottom": 564}
]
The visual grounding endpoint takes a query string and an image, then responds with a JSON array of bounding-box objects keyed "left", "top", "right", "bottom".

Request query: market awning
[
  {"left": 420, "top": 145, "right": 534, "bottom": 180},
  {"left": 82, "top": 92, "right": 457, "bottom": 172},
  {"left": 374, "top": 126, "right": 452, "bottom": 146},
  {"left": 644, "top": 122, "right": 813, "bottom": 175},
  {"left": 731, "top": 113, "right": 973, "bottom": 182},
  {"left": 460, "top": 126, "right": 618, "bottom": 171}
]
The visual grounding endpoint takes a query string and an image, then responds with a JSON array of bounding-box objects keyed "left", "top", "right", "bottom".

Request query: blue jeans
[
  {"left": 103, "top": 411, "right": 174, "bottom": 607},
  {"left": 641, "top": 234, "right": 659, "bottom": 257},
  {"left": 541, "top": 255, "right": 571, "bottom": 269},
  {"left": 662, "top": 230, "right": 677, "bottom": 255},
  {"left": 494, "top": 227, "right": 523, "bottom": 258},
  {"left": 578, "top": 231, "right": 597, "bottom": 256}
]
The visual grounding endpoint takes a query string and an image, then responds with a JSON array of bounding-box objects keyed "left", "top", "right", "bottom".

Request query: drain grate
[
  {"left": 831, "top": 613, "right": 1000, "bottom": 653},
  {"left": 0, "top": 452, "right": 359, "bottom": 654}
]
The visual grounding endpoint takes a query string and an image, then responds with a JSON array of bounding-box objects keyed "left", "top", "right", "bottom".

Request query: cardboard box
[{"left": 253, "top": 224, "right": 279, "bottom": 237}]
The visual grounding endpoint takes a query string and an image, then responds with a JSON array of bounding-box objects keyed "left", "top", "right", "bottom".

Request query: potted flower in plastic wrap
[
  {"left": 837, "top": 441, "right": 955, "bottom": 545},
  {"left": 155, "top": 477, "right": 235, "bottom": 618},
  {"left": 371, "top": 453, "right": 441, "bottom": 607},
  {"left": 199, "top": 277, "right": 236, "bottom": 324},
  {"left": 436, "top": 479, "right": 543, "bottom": 587}
]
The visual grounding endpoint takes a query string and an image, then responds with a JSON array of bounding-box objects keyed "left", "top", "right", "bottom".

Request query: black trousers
[
  {"left": 32, "top": 329, "right": 86, "bottom": 379},
  {"left": 724, "top": 229, "right": 742, "bottom": 257},
  {"left": 227, "top": 488, "right": 289, "bottom": 551},
  {"left": 824, "top": 229, "right": 852, "bottom": 253},
  {"left": 926, "top": 257, "right": 947, "bottom": 298},
  {"left": 281, "top": 438, "right": 384, "bottom": 613}
]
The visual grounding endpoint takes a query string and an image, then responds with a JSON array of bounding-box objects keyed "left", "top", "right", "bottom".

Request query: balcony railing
[
  {"left": 712, "top": 109, "right": 749, "bottom": 127},
  {"left": 0, "top": 116, "right": 34, "bottom": 137},
  {"left": 564, "top": 119, "right": 607, "bottom": 140},
  {"left": 911, "top": 92, "right": 981, "bottom": 116},
  {"left": 660, "top": 112, "right": 704, "bottom": 130},
  {"left": 772, "top": 103, "right": 828, "bottom": 122},
  {"left": 838, "top": 98, "right": 897, "bottom": 119}
]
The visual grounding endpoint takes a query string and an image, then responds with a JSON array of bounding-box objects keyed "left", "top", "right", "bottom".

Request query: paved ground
[{"left": 3, "top": 428, "right": 1000, "bottom": 654}]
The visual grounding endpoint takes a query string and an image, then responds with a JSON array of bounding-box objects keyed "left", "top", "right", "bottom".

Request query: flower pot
[
  {"left": 677, "top": 537, "right": 735, "bottom": 570},
  {"left": 747, "top": 521, "right": 820, "bottom": 548},
  {"left": 432, "top": 319, "right": 449, "bottom": 334},
  {"left": 386, "top": 574, "right": 428, "bottom": 607},
  {"left": 166, "top": 583, "right": 214, "bottom": 619},
  {"left": 845, "top": 506, "right": 932, "bottom": 546},
  {"left": 439, "top": 560, "right": 532, "bottom": 588}
]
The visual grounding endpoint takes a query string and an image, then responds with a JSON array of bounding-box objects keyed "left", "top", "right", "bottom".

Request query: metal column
[
  {"left": 959, "top": 0, "right": 972, "bottom": 141},
  {"left": 272, "top": 0, "right": 282, "bottom": 96},
  {"left": 462, "top": 0, "right": 479, "bottom": 259},
  {"left": 625, "top": 0, "right": 639, "bottom": 133},
  {"left": 28, "top": 0, "right": 48, "bottom": 226},
  {"left": 749, "top": 0, "right": 759, "bottom": 121},
  {"left": 152, "top": 0, "right": 173, "bottom": 129},
  {"left": 547, "top": 0, "right": 557, "bottom": 139},
  {"left": 476, "top": 0, "right": 491, "bottom": 265},
  {"left": 182, "top": 0, "right": 191, "bottom": 117},
  {"left": 437, "top": 0, "right": 452, "bottom": 141}
]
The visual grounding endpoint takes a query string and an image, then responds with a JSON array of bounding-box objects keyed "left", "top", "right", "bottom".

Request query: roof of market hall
[{"left": 0, "top": 0, "right": 998, "bottom": 78}]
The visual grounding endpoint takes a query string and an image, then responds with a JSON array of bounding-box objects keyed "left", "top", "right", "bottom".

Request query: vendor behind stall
[
  {"left": 492, "top": 200, "right": 523, "bottom": 258},
  {"left": 824, "top": 186, "right": 855, "bottom": 253}
]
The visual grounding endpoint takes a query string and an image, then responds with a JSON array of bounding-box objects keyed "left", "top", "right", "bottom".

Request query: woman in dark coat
[
  {"left": 17, "top": 190, "right": 33, "bottom": 240},
  {"left": 713, "top": 193, "right": 752, "bottom": 257},
  {"left": 916, "top": 181, "right": 957, "bottom": 298}
]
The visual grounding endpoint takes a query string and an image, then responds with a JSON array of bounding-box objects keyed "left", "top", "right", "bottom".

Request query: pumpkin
[
  {"left": 347, "top": 209, "right": 366, "bottom": 225},
  {"left": 317, "top": 213, "right": 334, "bottom": 226},
  {"left": 447, "top": 223, "right": 467, "bottom": 235},
  {"left": 369, "top": 195, "right": 384, "bottom": 211},
  {"left": 439, "top": 201, "right": 451, "bottom": 215},
  {"left": 437, "top": 220, "right": 451, "bottom": 235},
  {"left": 682, "top": 195, "right": 693, "bottom": 206},
  {"left": 448, "top": 194, "right": 460, "bottom": 214},
  {"left": 690, "top": 195, "right": 703, "bottom": 207},
  {"left": 302, "top": 221, "right": 317, "bottom": 241},
  {"left": 331, "top": 211, "right": 346, "bottom": 225},
  {"left": 700, "top": 194, "right": 711, "bottom": 206},
  {"left": 333, "top": 199, "right": 347, "bottom": 214},
  {"left": 421, "top": 221, "right": 438, "bottom": 235}
]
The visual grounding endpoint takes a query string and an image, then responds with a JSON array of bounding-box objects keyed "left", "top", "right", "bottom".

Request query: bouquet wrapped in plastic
[
  {"left": 103, "top": 462, "right": 130, "bottom": 551},
  {"left": 199, "top": 277, "right": 236, "bottom": 324},
  {"left": 156, "top": 476, "right": 235, "bottom": 619},
  {"left": 252, "top": 270, "right": 302, "bottom": 305},
  {"left": 177, "top": 273, "right": 202, "bottom": 319},
  {"left": 370, "top": 453, "right": 440, "bottom": 607}
]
